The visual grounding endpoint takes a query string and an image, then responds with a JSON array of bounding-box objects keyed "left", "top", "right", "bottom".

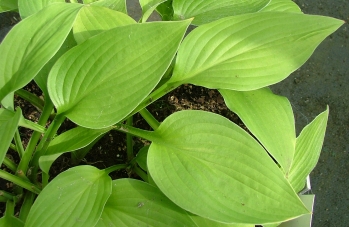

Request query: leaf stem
[
  {"left": 15, "top": 89, "right": 44, "bottom": 111},
  {"left": 126, "top": 117, "right": 134, "bottom": 161},
  {"left": 9, "top": 143, "right": 17, "bottom": 152},
  {"left": 17, "top": 100, "right": 54, "bottom": 178},
  {"left": 14, "top": 130, "right": 25, "bottom": 158},
  {"left": 104, "top": 164, "right": 128, "bottom": 175},
  {"left": 114, "top": 124, "right": 158, "bottom": 142},
  {"left": 126, "top": 81, "right": 180, "bottom": 119},
  {"left": 29, "top": 113, "right": 65, "bottom": 183},
  {"left": 0, "top": 190, "right": 16, "bottom": 202},
  {"left": 19, "top": 118, "right": 46, "bottom": 133},
  {"left": 133, "top": 165, "right": 148, "bottom": 182},
  {"left": 139, "top": 108, "right": 160, "bottom": 130},
  {"left": 31, "top": 113, "right": 66, "bottom": 168},
  {"left": 2, "top": 157, "right": 17, "bottom": 172},
  {"left": 42, "top": 172, "right": 49, "bottom": 188},
  {"left": 4, "top": 200, "right": 15, "bottom": 216},
  {"left": 19, "top": 191, "right": 35, "bottom": 222},
  {"left": 0, "top": 169, "right": 41, "bottom": 194}
]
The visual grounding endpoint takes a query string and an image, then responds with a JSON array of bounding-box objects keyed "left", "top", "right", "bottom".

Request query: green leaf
[
  {"left": 136, "top": 145, "right": 149, "bottom": 171},
  {"left": 97, "top": 179, "right": 253, "bottom": 227},
  {"left": 96, "top": 178, "right": 197, "bottom": 227},
  {"left": 90, "top": 0, "right": 127, "bottom": 14},
  {"left": 83, "top": 0, "right": 97, "bottom": 3},
  {"left": 1, "top": 93, "right": 14, "bottom": 110},
  {"left": 288, "top": 108, "right": 329, "bottom": 193},
  {"left": 0, "top": 215, "right": 24, "bottom": 227},
  {"left": 264, "top": 223, "right": 280, "bottom": 227},
  {"left": 73, "top": 5, "right": 135, "bottom": 44},
  {"left": 172, "top": 0, "right": 270, "bottom": 25},
  {"left": 220, "top": 88, "right": 296, "bottom": 174},
  {"left": 188, "top": 213, "right": 254, "bottom": 227},
  {"left": 25, "top": 166, "right": 112, "bottom": 227},
  {"left": 39, "top": 126, "right": 112, "bottom": 173},
  {"left": 259, "top": 0, "right": 302, "bottom": 13},
  {"left": 48, "top": 20, "right": 191, "bottom": 129},
  {"left": 148, "top": 110, "right": 308, "bottom": 224},
  {"left": 139, "top": 0, "right": 167, "bottom": 22},
  {"left": 18, "top": 117, "right": 46, "bottom": 133},
  {"left": 0, "top": 3, "right": 83, "bottom": 102},
  {"left": 278, "top": 195, "right": 315, "bottom": 227},
  {"left": 34, "top": 31, "right": 77, "bottom": 97},
  {"left": 0, "top": 0, "right": 18, "bottom": 13},
  {"left": 169, "top": 12, "right": 343, "bottom": 91},
  {"left": 156, "top": 0, "right": 173, "bottom": 21},
  {"left": 18, "top": 0, "right": 66, "bottom": 18},
  {"left": 0, "top": 108, "right": 21, "bottom": 165}
]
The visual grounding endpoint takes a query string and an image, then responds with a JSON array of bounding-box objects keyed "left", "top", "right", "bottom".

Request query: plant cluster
[{"left": 0, "top": 0, "right": 343, "bottom": 226}]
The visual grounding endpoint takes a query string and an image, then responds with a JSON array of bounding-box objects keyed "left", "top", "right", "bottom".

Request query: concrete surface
[{"left": 271, "top": 1, "right": 348, "bottom": 226}]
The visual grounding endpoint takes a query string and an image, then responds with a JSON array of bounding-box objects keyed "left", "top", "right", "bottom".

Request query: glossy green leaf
[
  {"left": 73, "top": 5, "right": 135, "bottom": 44},
  {"left": 288, "top": 108, "right": 329, "bottom": 192},
  {"left": 34, "top": 31, "right": 77, "bottom": 97},
  {"left": 0, "top": 0, "right": 18, "bottom": 13},
  {"left": 136, "top": 145, "right": 149, "bottom": 171},
  {"left": 96, "top": 178, "right": 197, "bottom": 227},
  {"left": 90, "top": 0, "right": 127, "bottom": 14},
  {"left": 148, "top": 110, "right": 308, "bottom": 224},
  {"left": 169, "top": 12, "right": 343, "bottom": 91},
  {"left": 18, "top": 0, "right": 65, "bottom": 18},
  {"left": 39, "top": 126, "right": 112, "bottom": 173},
  {"left": 139, "top": 0, "right": 167, "bottom": 22},
  {"left": 25, "top": 166, "right": 112, "bottom": 227},
  {"left": 259, "top": 0, "right": 301, "bottom": 13},
  {"left": 0, "top": 215, "right": 24, "bottom": 227},
  {"left": 220, "top": 88, "right": 296, "bottom": 174},
  {"left": 0, "top": 3, "right": 83, "bottom": 102},
  {"left": 0, "top": 108, "right": 21, "bottom": 165},
  {"left": 48, "top": 20, "right": 191, "bottom": 129},
  {"left": 172, "top": 0, "right": 270, "bottom": 25}
]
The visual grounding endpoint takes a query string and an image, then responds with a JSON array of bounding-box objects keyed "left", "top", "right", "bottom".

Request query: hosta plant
[{"left": 0, "top": 0, "right": 343, "bottom": 226}]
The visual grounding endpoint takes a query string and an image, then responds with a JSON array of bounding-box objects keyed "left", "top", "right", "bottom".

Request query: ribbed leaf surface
[
  {"left": 18, "top": 0, "right": 65, "bottom": 18},
  {"left": 96, "top": 179, "right": 196, "bottom": 226},
  {"left": 289, "top": 108, "right": 328, "bottom": 192},
  {"left": 73, "top": 5, "right": 135, "bottom": 44},
  {"left": 172, "top": 0, "right": 270, "bottom": 25},
  {"left": 148, "top": 110, "right": 308, "bottom": 224},
  {"left": 0, "top": 3, "right": 82, "bottom": 102},
  {"left": 25, "top": 166, "right": 112, "bottom": 227},
  {"left": 170, "top": 12, "right": 343, "bottom": 91},
  {"left": 220, "top": 88, "right": 296, "bottom": 174},
  {"left": 90, "top": 0, "right": 127, "bottom": 14},
  {"left": 260, "top": 0, "right": 301, "bottom": 13},
  {"left": 48, "top": 20, "right": 191, "bottom": 128}
]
